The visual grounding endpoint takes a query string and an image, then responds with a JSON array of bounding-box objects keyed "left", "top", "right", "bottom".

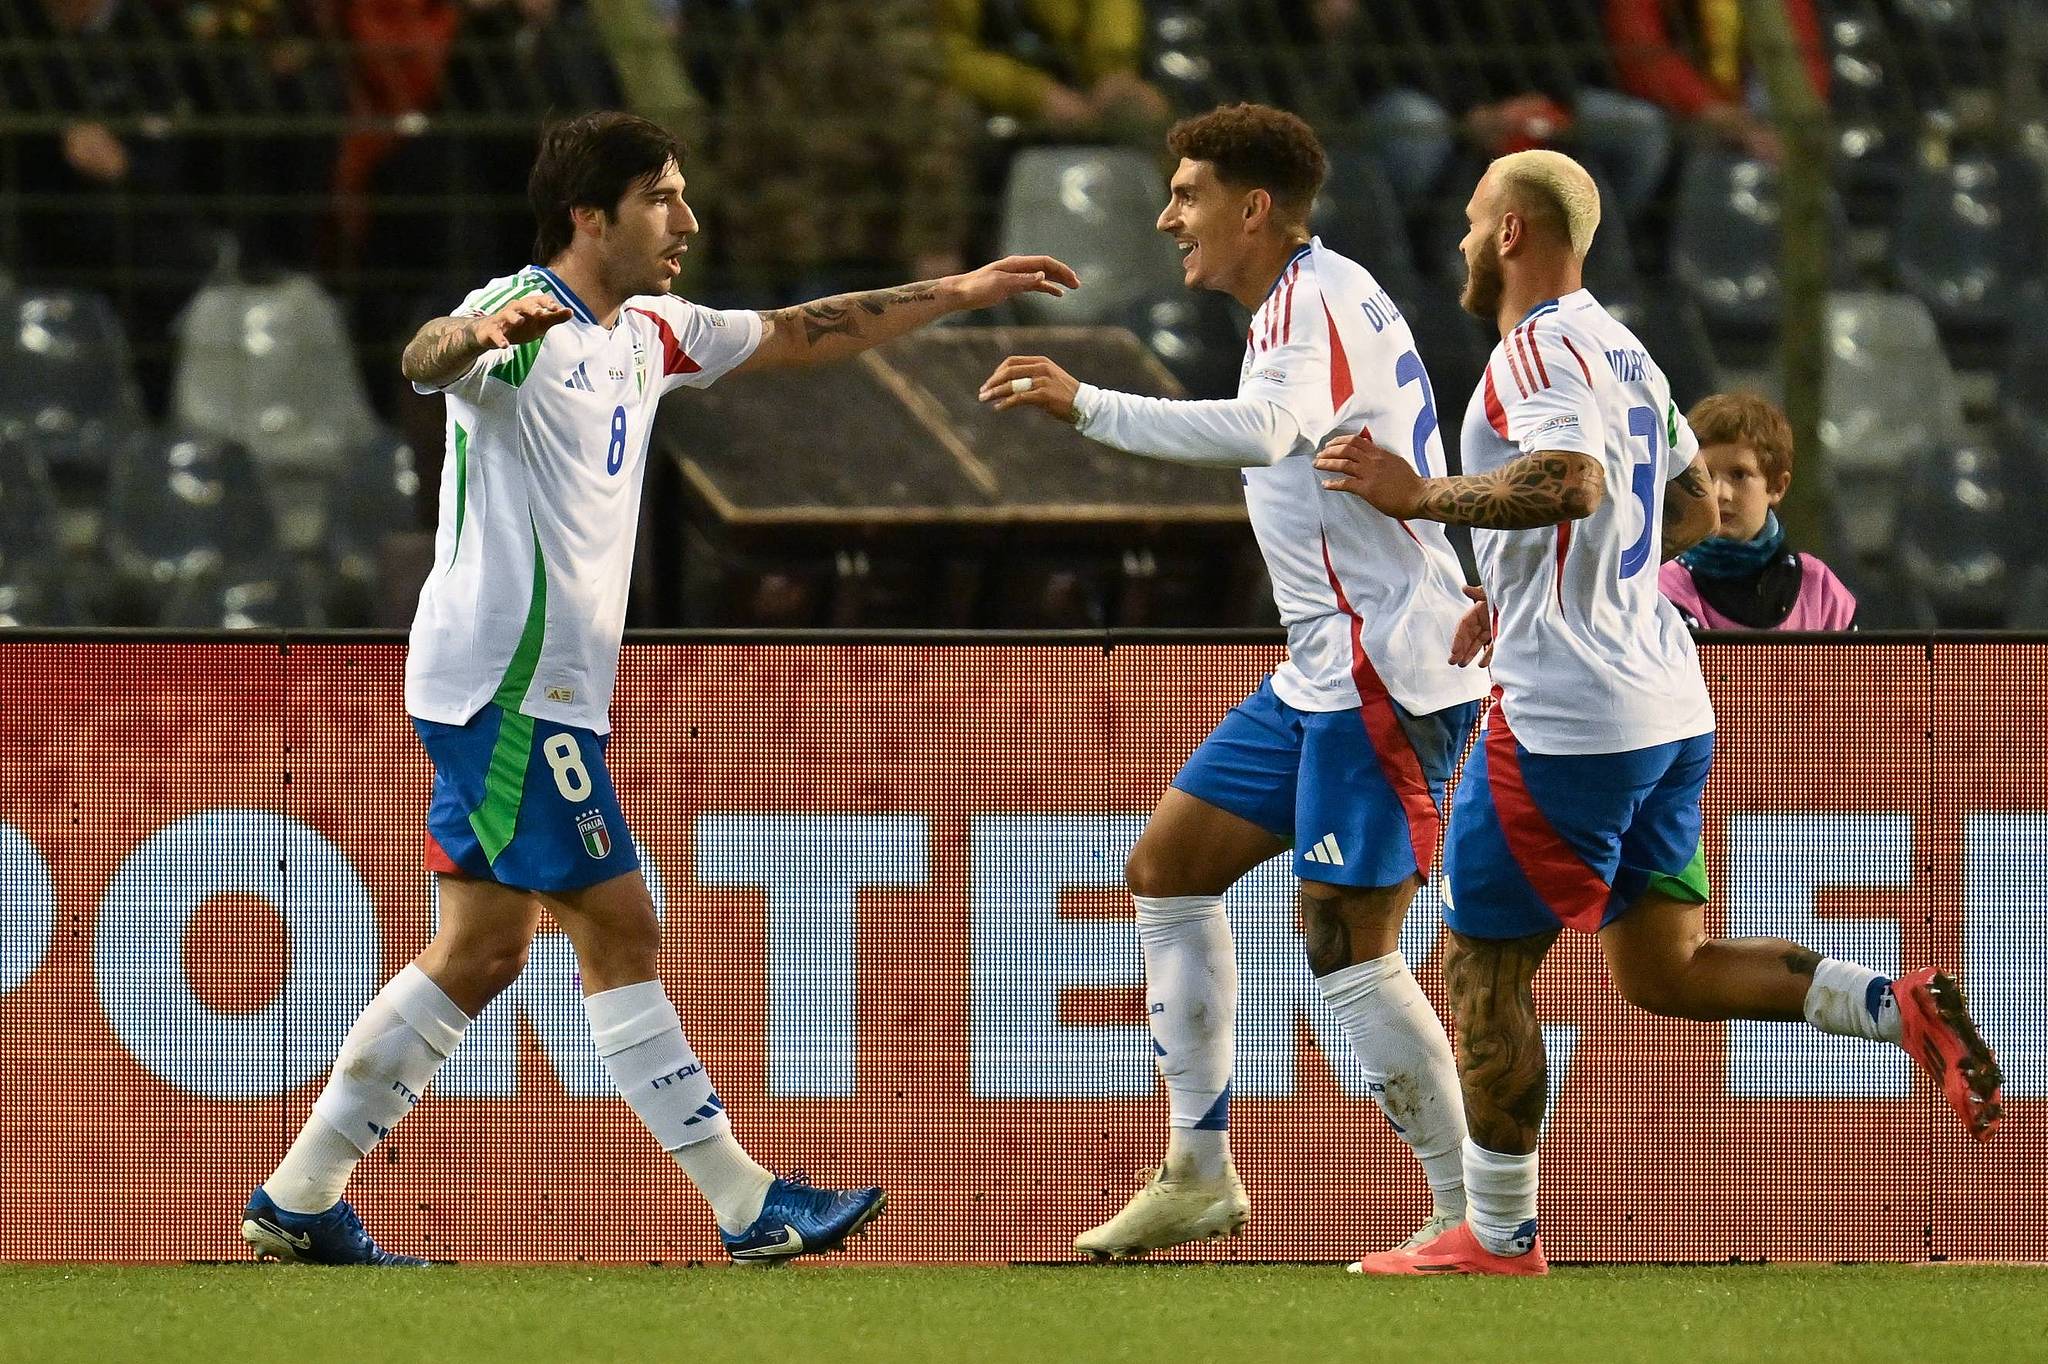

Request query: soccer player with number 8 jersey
[
  {"left": 983, "top": 103, "right": 1490, "bottom": 1261},
  {"left": 1315, "top": 150, "right": 2004, "bottom": 1277},
  {"left": 239, "top": 111, "right": 1080, "bottom": 1267}
]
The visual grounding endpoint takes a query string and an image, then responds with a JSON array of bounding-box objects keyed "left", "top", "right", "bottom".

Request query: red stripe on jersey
[
  {"left": 1484, "top": 708, "right": 1613, "bottom": 933},
  {"left": 1246, "top": 323, "right": 1259, "bottom": 354},
  {"left": 1483, "top": 364, "right": 1510, "bottom": 437},
  {"left": 1559, "top": 332, "right": 1594, "bottom": 383},
  {"left": 1322, "top": 300, "right": 1353, "bottom": 410},
  {"left": 1525, "top": 320, "right": 1553, "bottom": 387},
  {"left": 1553, "top": 521, "right": 1572, "bottom": 612},
  {"left": 1513, "top": 325, "right": 1546, "bottom": 392},
  {"left": 1321, "top": 535, "right": 1441, "bottom": 878},
  {"left": 1502, "top": 335, "right": 1531, "bottom": 398},
  {"left": 1282, "top": 265, "right": 1299, "bottom": 339},
  {"left": 626, "top": 306, "right": 702, "bottom": 376}
]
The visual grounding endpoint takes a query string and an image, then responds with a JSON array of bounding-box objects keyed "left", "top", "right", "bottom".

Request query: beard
[{"left": 1460, "top": 241, "right": 1503, "bottom": 320}]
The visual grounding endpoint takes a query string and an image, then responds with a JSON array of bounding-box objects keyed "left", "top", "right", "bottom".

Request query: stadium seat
[
  {"left": 1670, "top": 149, "right": 1851, "bottom": 335},
  {"left": 0, "top": 440, "right": 62, "bottom": 569},
  {"left": 102, "top": 430, "right": 278, "bottom": 624},
  {"left": 1825, "top": 0, "right": 1910, "bottom": 218},
  {"left": 1312, "top": 148, "right": 1420, "bottom": 297},
  {"left": 0, "top": 290, "right": 148, "bottom": 489},
  {"left": 324, "top": 429, "right": 427, "bottom": 626},
  {"left": 1998, "top": 281, "right": 2048, "bottom": 435},
  {"left": 1894, "top": 155, "right": 2041, "bottom": 340},
  {"left": 1118, "top": 289, "right": 1243, "bottom": 400},
  {"left": 170, "top": 272, "right": 378, "bottom": 481},
  {"left": 157, "top": 554, "right": 320, "bottom": 630},
  {"left": 1145, "top": 4, "right": 1221, "bottom": 113},
  {"left": 1818, "top": 292, "right": 1961, "bottom": 556},
  {"left": 997, "top": 147, "right": 1183, "bottom": 324},
  {"left": 1898, "top": 441, "right": 2026, "bottom": 627}
]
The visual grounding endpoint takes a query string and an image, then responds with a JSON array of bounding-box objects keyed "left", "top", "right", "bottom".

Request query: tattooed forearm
[
  {"left": 1443, "top": 928, "right": 1557, "bottom": 1154},
  {"left": 1414, "top": 452, "right": 1604, "bottom": 529},
  {"left": 759, "top": 280, "right": 948, "bottom": 365},
  {"left": 401, "top": 316, "right": 487, "bottom": 387},
  {"left": 1660, "top": 458, "right": 1718, "bottom": 561}
]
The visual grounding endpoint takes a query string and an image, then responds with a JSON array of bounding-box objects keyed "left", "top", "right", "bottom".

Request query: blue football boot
[
  {"left": 719, "top": 1176, "right": 887, "bottom": 1265},
  {"left": 241, "top": 1187, "right": 429, "bottom": 1266}
]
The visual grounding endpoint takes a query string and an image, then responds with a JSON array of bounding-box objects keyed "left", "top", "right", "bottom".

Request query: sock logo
[
  {"left": 650, "top": 1061, "right": 704, "bottom": 1089},
  {"left": 1302, "top": 832, "right": 1345, "bottom": 866}
]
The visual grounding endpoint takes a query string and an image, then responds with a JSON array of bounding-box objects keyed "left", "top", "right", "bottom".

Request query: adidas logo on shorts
[{"left": 1302, "top": 832, "right": 1345, "bottom": 866}]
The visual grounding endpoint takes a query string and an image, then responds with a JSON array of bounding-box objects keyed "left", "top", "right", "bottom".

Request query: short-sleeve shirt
[
  {"left": 1455, "top": 289, "right": 1714, "bottom": 754},
  {"left": 1237, "top": 238, "right": 1488, "bottom": 718},
  {"left": 405, "top": 265, "right": 762, "bottom": 733}
]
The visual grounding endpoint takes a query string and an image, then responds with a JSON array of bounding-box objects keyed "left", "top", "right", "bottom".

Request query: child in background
[{"left": 1659, "top": 392, "right": 1857, "bottom": 630}]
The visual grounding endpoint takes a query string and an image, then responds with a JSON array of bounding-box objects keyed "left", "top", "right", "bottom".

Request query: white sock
[
  {"left": 1463, "top": 1139, "right": 1539, "bottom": 1257},
  {"left": 1318, "top": 951, "right": 1468, "bottom": 1218},
  {"left": 268, "top": 962, "right": 469, "bottom": 1213},
  {"left": 584, "top": 980, "right": 773, "bottom": 1233},
  {"left": 1802, "top": 958, "right": 1901, "bottom": 1042},
  {"left": 1135, "top": 895, "right": 1236, "bottom": 1180}
]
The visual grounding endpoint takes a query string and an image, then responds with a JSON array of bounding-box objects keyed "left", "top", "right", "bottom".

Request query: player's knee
[
  {"left": 473, "top": 940, "right": 532, "bottom": 1003},
  {"left": 1611, "top": 961, "right": 1692, "bottom": 1018},
  {"left": 1123, "top": 841, "right": 1176, "bottom": 899}
]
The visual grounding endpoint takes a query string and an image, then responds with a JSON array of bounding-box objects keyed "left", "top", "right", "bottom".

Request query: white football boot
[{"left": 1074, "top": 1162, "right": 1249, "bottom": 1261}]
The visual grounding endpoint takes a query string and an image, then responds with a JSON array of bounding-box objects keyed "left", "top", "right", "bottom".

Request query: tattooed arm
[
  {"left": 738, "top": 254, "right": 1080, "bottom": 372},
  {"left": 402, "top": 295, "right": 572, "bottom": 389},
  {"left": 1314, "top": 437, "right": 1606, "bottom": 528},
  {"left": 1660, "top": 452, "right": 1719, "bottom": 561}
]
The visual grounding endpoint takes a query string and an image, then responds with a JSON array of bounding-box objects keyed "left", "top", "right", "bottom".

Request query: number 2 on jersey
[
  {"left": 1619, "top": 405, "right": 1658, "bottom": 579},
  {"left": 1393, "top": 350, "right": 1437, "bottom": 478},
  {"left": 606, "top": 405, "right": 627, "bottom": 476}
]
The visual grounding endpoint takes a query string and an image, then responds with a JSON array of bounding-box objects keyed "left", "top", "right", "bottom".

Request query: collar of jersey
[
  {"left": 528, "top": 264, "right": 598, "bottom": 325},
  {"left": 1261, "top": 240, "right": 1315, "bottom": 307},
  {"left": 1519, "top": 289, "right": 1592, "bottom": 325}
]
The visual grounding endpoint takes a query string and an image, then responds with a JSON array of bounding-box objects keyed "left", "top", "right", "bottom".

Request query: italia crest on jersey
[
  {"left": 576, "top": 809, "right": 612, "bottom": 859},
  {"left": 632, "top": 340, "right": 648, "bottom": 395}
]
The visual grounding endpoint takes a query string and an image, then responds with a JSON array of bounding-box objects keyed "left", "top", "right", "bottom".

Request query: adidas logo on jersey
[
  {"left": 1302, "top": 833, "right": 1345, "bottom": 866},
  {"left": 565, "top": 361, "right": 596, "bottom": 392}
]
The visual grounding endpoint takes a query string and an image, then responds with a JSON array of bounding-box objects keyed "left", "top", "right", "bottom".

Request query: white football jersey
[
  {"left": 1455, "top": 288, "right": 1714, "bottom": 754},
  {"left": 1238, "top": 238, "right": 1487, "bottom": 717},
  {"left": 406, "top": 265, "right": 761, "bottom": 733}
]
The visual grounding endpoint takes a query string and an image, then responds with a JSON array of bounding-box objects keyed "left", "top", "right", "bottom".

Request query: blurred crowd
[{"left": 0, "top": 0, "right": 2038, "bottom": 630}]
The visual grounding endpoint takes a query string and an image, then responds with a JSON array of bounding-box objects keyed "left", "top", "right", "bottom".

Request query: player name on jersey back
[{"left": 1456, "top": 288, "right": 1715, "bottom": 755}]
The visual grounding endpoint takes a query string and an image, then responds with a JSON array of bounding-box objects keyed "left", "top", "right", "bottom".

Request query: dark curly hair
[{"left": 1166, "top": 103, "right": 1327, "bottom": 222}]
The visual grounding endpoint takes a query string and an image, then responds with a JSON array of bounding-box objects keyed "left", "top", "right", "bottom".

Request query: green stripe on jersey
[
  {"left": 487, "top": 336, "right": 546, "bottom": 388},
  {"left": 449, "top": 421, "right": 469, "bottom": 562},
  {"left": 468, "top": 524, "right": 550, "bottom": 863},
  {"left": 474, "top": 273, "right": 542, "bottom": 315}
]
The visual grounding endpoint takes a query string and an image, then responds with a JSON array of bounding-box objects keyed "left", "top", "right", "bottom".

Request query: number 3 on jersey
[
  {"left": 543, "top": 732, "right": 593, "bottom": 801},
  {"left": 606, "top": 405, "right": 627, "bottom": 476},
  {"left": 1620, "top": 405, "right": 1658, "bottom": 579}
]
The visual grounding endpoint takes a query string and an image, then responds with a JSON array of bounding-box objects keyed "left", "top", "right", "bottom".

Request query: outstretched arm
[
  {"left": 739, "top": 255, "right": 1079, "bottom": 373},
  {"left": 1660, "top": 452, "right": 1718, "bottom": 561},
  {"left": 1314, "top": 435, "right": 1605, "bottom": 528},
  {"left": 402, "top": 295, "right": 573, "bottom": 389},
  {"left": 977, "top": 354, "right": 1303, "bottom": 467}
]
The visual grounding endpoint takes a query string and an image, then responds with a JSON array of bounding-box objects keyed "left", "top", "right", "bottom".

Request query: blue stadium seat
[
  {"left": 1895, "top": 155, "right": 2041, "bottom": 339},
  {"left": 0, "top": 290, "right": 148, "bottom": 488},
  {"left": 171, "top": 272, "right": 378, "bottom": 481},
  {"left": 1118, "top": 289, "right": 1243, "bottom": 400},
  {"left": 0, "top": 440, "right": 61, "bottom": 570},
  {"left": 998, "top": 147, "right": 1183, "bottom": 325},
  {"left": 103, "top": 430, "right": 278, "bottom": 624},
  {"left": 1312, "top": 148, "right": 1419, "bottom": 298},
  {"left": 1670, "top": 149, "right": 1851, "bottom": 334},
  {"left": 158, "top": 555, "right": 320, "bottom": 630},
  {"left": 1898, "top": 441, "right": 2027, "bottom": 627},
  {"left": 1825, "top": 0, "right": 1911, "bottom": 218},
  {"left": 324, "top": 428, "right": 426, "bottom": 626},
  {"left": 1144, "top": 4, "right": 1221, "bottom": 113},
  {"left": 1998, "top": 281, "right": 2048, "bottom": 435}
]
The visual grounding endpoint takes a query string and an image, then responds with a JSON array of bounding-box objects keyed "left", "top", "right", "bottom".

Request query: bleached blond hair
[{"left": 1488, "top": 150, "right": 1601, "bottom": 259}]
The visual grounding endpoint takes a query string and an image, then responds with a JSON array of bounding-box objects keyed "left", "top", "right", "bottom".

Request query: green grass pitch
[{"left": 5, "top": 1264, "right": 2042, "bottom": 1363}]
